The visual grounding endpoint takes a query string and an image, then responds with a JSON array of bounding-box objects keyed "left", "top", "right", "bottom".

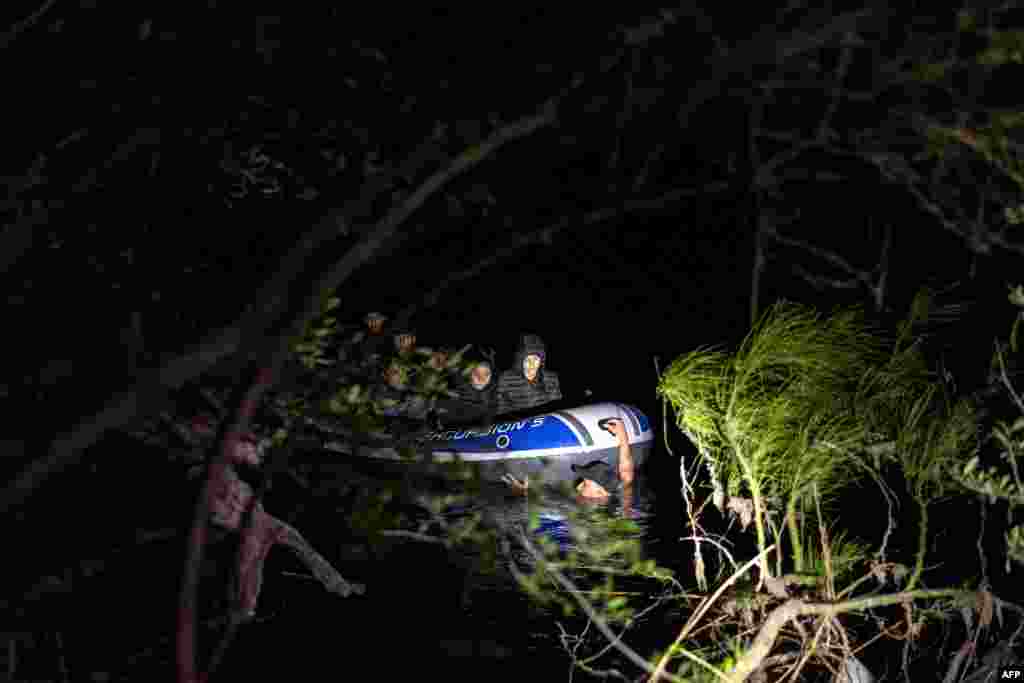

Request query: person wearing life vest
[{"left": 495, "top": 334, "right": 561, "bottom": 416}]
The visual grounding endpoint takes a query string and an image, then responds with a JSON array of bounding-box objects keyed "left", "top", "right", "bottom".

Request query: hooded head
[
  {"left": 516, "top": 334, "right": 547, "bottom": 384},
  {"left": 454, "top": 347, "right": 496, "bottom": 393},
  {"left": 393, "top": 330, "right": 417, "bottom": 354},
  {"left": 365, "top": 312, "right": 387, "bottom": 335},
  {"left": 571, "top": 460, "right": 616, "bottom": 499}
]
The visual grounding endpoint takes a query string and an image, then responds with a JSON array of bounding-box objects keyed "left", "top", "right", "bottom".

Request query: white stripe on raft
[
  {"left": 324, "top": 403, "right": 655, "bottom": 463},
  {"left": 327, "top": 438, "right": 653, "bottom": 462},
  {"left": 432, "top": 444, "right": 621, "bottom": 462},
  {"left": 328, "top": 443, "right": 624, "bottom": 462}
]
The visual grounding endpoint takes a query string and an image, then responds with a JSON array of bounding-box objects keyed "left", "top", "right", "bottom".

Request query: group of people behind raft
[
  {"left": 450, "top": 330, "right": 561, "bottom": 424},
  {"left": 340, "top": 312, "right": 633, "bottom": 503},
  {"left": 338, "top": 311, "right": 561, "bottom": 425}
]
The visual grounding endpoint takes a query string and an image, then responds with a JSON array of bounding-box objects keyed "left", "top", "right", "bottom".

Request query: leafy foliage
[
  {"left": 291, "top": 296, "right": 341, "bottom": 370},
  {"left": 656, "top": 293, "right": 990, "bottom": 586}
]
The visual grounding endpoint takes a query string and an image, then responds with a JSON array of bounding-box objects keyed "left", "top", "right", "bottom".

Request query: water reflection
[
  {"left": 436, "top": 475, "right": 656, "bottom": 564},
  {"left": 369, "top": 465, "right": 676, "bottom": 675}
]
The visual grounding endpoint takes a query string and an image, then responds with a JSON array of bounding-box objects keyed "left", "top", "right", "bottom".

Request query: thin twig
[
  {"left": 977, "top": 498, "right": 989, "bottom": 586},
  {"left": 0, "top": 0, "right": 58, "bottom": 49},
  {"left": 815, "top": 34, "right": 855, "bottom": 143},
  {"left": 513, "top": 528, "right": 699, "bottom": 683},
  {"left": 649, "top": 545, "right": 777, "bottom": 682},
  {"left": 996, "top": 340, "right": 1024, "bottom": 416},
  {"left": 379, "top": 529, "right": 446, "bottom": 544},
  {"left": 55, "top": 630, "right": 69, "bottom": 683}
]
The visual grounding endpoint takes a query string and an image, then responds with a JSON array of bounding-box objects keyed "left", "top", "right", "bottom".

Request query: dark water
[
  {"left": 213, "top": 447, "right": 691, "bottom": 682},
  {"left": 19, "top": 431, "right": 1013, "bottom": 682},
  {"left": 7, "top": 433, "right": 690, "bottom": 683}
]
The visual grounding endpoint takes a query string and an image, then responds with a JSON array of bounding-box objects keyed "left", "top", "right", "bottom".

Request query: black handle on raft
[{"left": 597, "top": 417, "right": 616, "bottom": 434}]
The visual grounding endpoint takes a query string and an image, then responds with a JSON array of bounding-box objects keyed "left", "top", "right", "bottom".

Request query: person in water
[
  {"left": 502, "top": 418, "right": 634, "bottom": 501},
  {"left": 495, "top": 334, "right": 562, "bottom": 416}
]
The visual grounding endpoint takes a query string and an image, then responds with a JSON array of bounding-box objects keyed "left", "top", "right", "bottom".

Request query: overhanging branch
[
  {"left": 0, "top": 99, "right": 558, "bottom": 515},
  {"left": 393, "top": 182, "right": 729, "bottom": 327}
]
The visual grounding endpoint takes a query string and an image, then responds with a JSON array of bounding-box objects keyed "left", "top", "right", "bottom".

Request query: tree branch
[
  {"left": 0, "top": 100, "right": 558, "bottom": 515},
  {"left": 726, "top": 589, "right": 968, "bottom": 682},
  {"left": 815, "top": 33, "right": 856, "bottom": 143},
  {"left": 677, "top": 8, "right": 877, "bottom": 128},
  {"left": 0, "top": 0, "right": 58, "bottom": 50},
  {"left": 755, "top": 127, "right": 1024, "bottom": 258},
  {"left": 393, "top": 182, "right": 730, "bottom": 327},
  {"left": 178, "top": 366, "right": 276, "bottom": 683},
  {"left": 513, "top": 529, "right": 695, "bottom": 683},
  {"left": 764, "top": 219, "right": 892, "bottom": 310}
]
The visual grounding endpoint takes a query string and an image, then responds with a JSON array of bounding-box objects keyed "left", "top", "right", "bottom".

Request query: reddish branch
[
  {"left": 168, "top": 97, "right": 559, "bottom": 681},
  {"left": 177, "top": 366, "right": 275, "bottom": 683},
  {"left": 176, "top": 364, "right": 369, "bottom": 682}
]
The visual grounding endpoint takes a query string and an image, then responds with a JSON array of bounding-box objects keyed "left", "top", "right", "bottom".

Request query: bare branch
[
  {"left": 178, "top": 366, "right": 276, "bottom": 683},
  {"left": 728, "top": 589, "right": 969, "bottom": 682},
  {"left": 793, "top": 264, "right": 862, "bottom": 291},
  {"left": 815, "top": 34, "right": 856, "bottom": 143},
  {"left": 0, "top": 0, "right": 57, "bottom": 50},
  {"left": 278, "top": 521, "right": 366, "bottom": 596},
  {"left": 873, "top": 220, "right": 892, "bottom": 312},
  {"left": 0, "top": 101, "right": 558, "bottom": 515},
  {"left": 513, "top": 529, "right": 695, "bottom": 683},
  {"left": 393, "top": 182, "right": 731, "bottom": 327},
  {"left": 619, "top": 6, "right": 714, "bottom": 48},
  {"left": 677, "top": 8, "right": 877, "bottom": 128},
  {"left": 755, "top": 128, "right": 1024, "bottom": 257},
  {"left": 762, "top": 213, "right": 894, "bottom": 312},
  {"left": 745, "top": 93, "right": 766, "bottom": 328},
  {"left": 751, "top": 222, "right": 766, "bottom": 330},
  {"left": 765, "top": 224, "right": 863, "bottom": 280},
  {"left": 869, "top": 155, "right": 1024, "bottom": 256}
]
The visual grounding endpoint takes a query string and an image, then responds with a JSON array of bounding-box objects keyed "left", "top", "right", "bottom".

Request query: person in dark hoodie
[
  {"left": 495, "top": 334, "right": 561, "bottom": 416},
  {"left": 430, "top": 348, "right": 498, "bottom": 427},
  {"left": 344, "top": 312, "right": 391, "bottom": 380},
  {"left": 455, "top": 353, "right": 499, "bottom": 421}
]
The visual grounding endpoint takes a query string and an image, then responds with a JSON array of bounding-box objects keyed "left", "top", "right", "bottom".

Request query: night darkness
[{"left": 4, "top": 2, "right": 1024, "bottom": 681}]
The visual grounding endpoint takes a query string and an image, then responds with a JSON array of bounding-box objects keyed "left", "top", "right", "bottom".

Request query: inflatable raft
[{"left": 324, "top": 402, "right": 654, "bottom": 484}]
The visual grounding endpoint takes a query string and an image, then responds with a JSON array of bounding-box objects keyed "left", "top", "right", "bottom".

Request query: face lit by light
[
  {"left": 575, "top": 478, "right": 609, "bottom": 499},
  {"left": 384, "top": 364, "right": 405, "bottom": 388},
  {"left": 471, "top": 364, "right": 492, "bottom": 390},
  {"left": 523, "top": 354, "right": 542, "bottom": 381},
  {"left": 396, "top": 334, "right": 416, "bottom": 353}
]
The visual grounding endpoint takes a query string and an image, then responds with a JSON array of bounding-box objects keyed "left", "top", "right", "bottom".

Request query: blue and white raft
[{"left": 326, "top": 402, "right": 654, "bottom": 484}]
